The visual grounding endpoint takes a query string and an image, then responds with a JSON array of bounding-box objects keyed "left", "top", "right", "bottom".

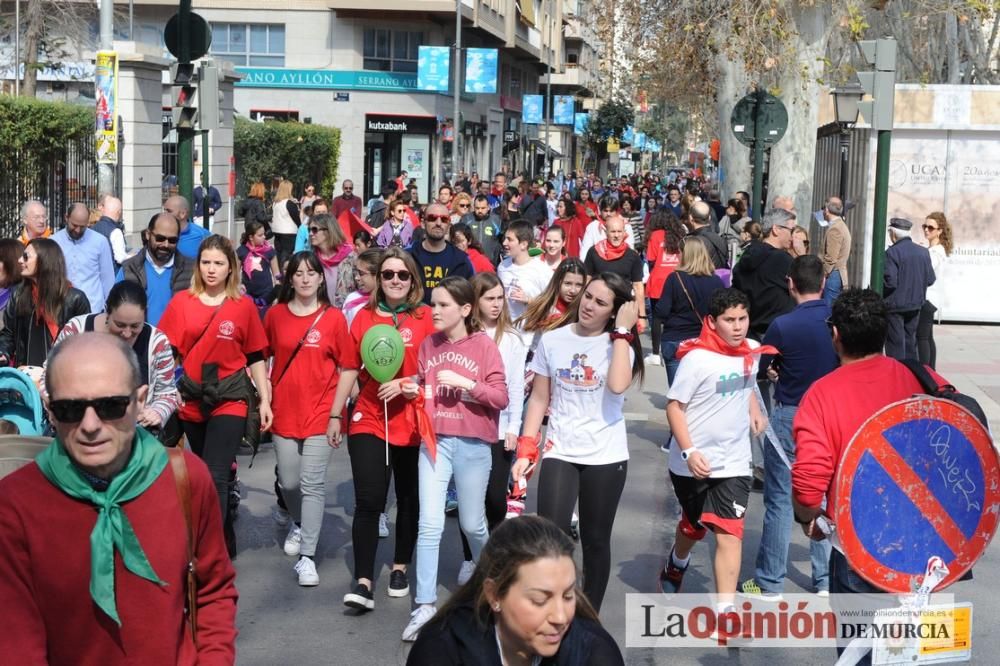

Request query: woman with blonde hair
[
  {"left": 653, "top": 237, "right": 725, "bottom": 384},
  {"left": 158, "top": 235, "right": 272, "bottom": 556},
  {"left": 307, "top": 213, "right": 358, "bottom": 308},
  {"left": 917, "top": 211, "right": 954, "bottom": 369},
  {"left": 450, "top": 192, "right": 473, "bottom": 224},
  {"left": 270, "top": 179, "right": 301, "bottom": 267}
]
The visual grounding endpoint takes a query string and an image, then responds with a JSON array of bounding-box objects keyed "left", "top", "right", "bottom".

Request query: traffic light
[
  {"left": 197, "top": 63, "right": 222, "bottom": 130},
  {"left": 171, "top": 62, "right": 198, "bottom": 129},
  {"left": 856, "top": 38, "right": 897, "bottom": 131}
]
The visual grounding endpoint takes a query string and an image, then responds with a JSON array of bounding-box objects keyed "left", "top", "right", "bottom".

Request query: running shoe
[
  {"left": 272, "top": 505, "right": 291, "bottom": 527},
  {"left": 295, "top": 556, "right": 319, "bottom": 587},
  {"left": 283, "top": 525, "right": 302, "bottom": 556},
  {"left": 644, "top": 353, "right": 662, "bottom": 366},
  {"left": 388, "top": 569, "right": 410, "bottom": 597},
  {"left": 657, "top": 549, "right": 688, "bottom": 593},
  {"left": 445, "top": 488, "right": 459, "bottom": 515},
  {"left": 739, "top": 578, "right": 783, "bottom": 602},
  {"left": 344, "top": 582, "right": 374, "bottom": 611},
  {"left": 457, "top": 560, "right": 476, "bottom": 586},
  {"left": 570, "top": 512, "right": 580, "bottom": 541},
  {"left": 505, "top": 498, "right": 525, "bottom": 520},
  {"left": 402, "top": 605, "right": 437, "bottom": 642}
]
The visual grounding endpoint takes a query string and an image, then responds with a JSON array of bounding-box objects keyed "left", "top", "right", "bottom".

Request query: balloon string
[{"left": 384, "top": 398, "right": 389, "bottom": 467}]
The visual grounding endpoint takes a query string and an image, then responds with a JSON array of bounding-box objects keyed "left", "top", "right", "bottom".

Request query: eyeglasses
[
  {"left": 380, "top": 269, "right": 412, "bottom": 282},
  {"left": 308, "top": 226, "right": 325, "bottom": 234},
  {"left": 457, "top": 203, "right": 470, "bottom": 209},
  {"left": 922, "top": 224, "right": 938, "bottom": 231},
  {"left": 425, "top": 214, "right": 449, "bottom": 223},
  {"left": 49, "top": 395, "right": 132, "bottom": 423},
  {"left": 152, "top": 234, "right": 179, "bottom": 244}
]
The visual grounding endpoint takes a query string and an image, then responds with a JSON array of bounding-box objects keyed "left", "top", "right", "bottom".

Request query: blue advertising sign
[
  {"left": 236, "top": 68, "right": 418, "bottom": 92},
  {"left": 522, "top": 95, "right": 543, "bottom": 124},
  {"left": 834, "top": 397, "right": 999, "bottom": 593},
  {"left": 635, "top": 131, "right": 646, "bottom": 151},
  {"left": 574, "top": 112, "right": 589, "bottom": 136},
  {"left": 553, "top": 95, "right": 575, "bottom": 125},
  {"left": 464, "top": 48, "right": 498, "bottom": 94},
  {"left": 417, "top": 46, "right": 451, "bottom": 92},
  {"left": 622, "top": 125, "right": 635, "bottom": 144}
]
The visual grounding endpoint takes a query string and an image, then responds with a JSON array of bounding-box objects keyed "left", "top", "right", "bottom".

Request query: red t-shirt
[
  {"left": 645, "top": 229, "right": 681, "bottom": 299},
  {"left": 792, "top": 355, "right": 948, "bottom": 511},
  {"left": 555, "top": 216, "right": 586, "bottom": 259},
  {"left": 158, "top": 293, "right": 267, "bottom": 422},
  {"left": 265, "top": 304, "right": 358, "bottom": 439},
  {"left": 348, "top": 304, "right": 436, "bottom": 446},
  {"left": 468, "top": 248, "right": 496, "bottom": 274}
]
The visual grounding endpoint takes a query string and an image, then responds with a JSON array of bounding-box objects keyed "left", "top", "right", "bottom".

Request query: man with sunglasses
[
  {"left": 410, "top": 203, "right": 474, "bottom": 304},
  {"left": 332, "top": 179, "right": 363, "bottom": 219},
  {"left": 0, "top": 333, "right": 237, "bottom": 662},
  {"left": 117, "top": 212, "right": 194, "bottom": 325}
]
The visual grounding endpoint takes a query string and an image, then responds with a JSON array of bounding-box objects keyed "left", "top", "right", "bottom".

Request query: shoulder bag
[{"left": 167, "top": 447, "right": 199, "bottom": 646}]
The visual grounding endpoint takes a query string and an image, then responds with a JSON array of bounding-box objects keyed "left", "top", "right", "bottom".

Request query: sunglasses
[
  {"left": 308, "top": 226, "right": 325, "bottom": 234},
  {"left": 49, "top": 395, "right": 132, "bottom": 423},
  {"left": 922, "top": 225, "right": 938, "bottom": 231},
  {"left": 457, "top": 203, "right": 470, "bottom": 208},
  {"left": 152, "top": 234, "right": 179, "bottom": 244},
  {"left": 380, "top": 269, "right": 412, "bottom": 282},
  {"left": 425, "top": 214, "right": 450, "bottom": 223}
]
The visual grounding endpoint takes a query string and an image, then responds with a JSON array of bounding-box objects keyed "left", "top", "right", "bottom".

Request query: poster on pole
[
  {"left": 553, "top": 95, "right": 575, "bottom": 125},
  {"left": 464, "top": 48, "right": 498, "bottom": 93},
  {"left": 574, "top": 112, "right": 589, "bottom": 136},
  {"left": 95, "top": 51, "right": 119, "bottom": 164},
  {"left": 522, "top": 95, "right": 543, "bottom": 124},
  {"left": 417, "top": 46, "right": 451, "bottom": 92}
]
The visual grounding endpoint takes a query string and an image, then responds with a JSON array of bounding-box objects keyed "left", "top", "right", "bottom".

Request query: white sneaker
[
  {"left": 644, "top": 353, "right": 662, "bottom": 366},
  {"left": 283, "top": 525, "right": 302, "bottom": 556},
  {"left": 272, "top": 505, "right": 291, "bottom": 527},
  {"left": 402, "top": 604, "right": 437, "bottom": 642},
  {"left": 294, "top": 557, "right": 319, "bottom": 586},
  {"left": 457, "top": 560, "right": 476, "bottom": 586},
  {"left": 378, "top": 512, "right": 390, "bottom": 538}
]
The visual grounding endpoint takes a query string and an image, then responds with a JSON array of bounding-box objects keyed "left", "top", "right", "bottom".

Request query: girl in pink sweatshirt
[{"left": 401, "top": 275, "right": 508, "bottom": 642}]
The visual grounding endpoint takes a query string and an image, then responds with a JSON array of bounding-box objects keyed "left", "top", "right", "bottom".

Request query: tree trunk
[
  {"left": 714, "top": 49, "right": 752, "bottom": 201},
  {"left": 945, "top": 13, "right": 961, "bottom": 84},
  {"left": 20, "top": 0, "right": 45, "bottom": 97},
  {"left": 766, "top": 2, "right": 833, "bottom": 220}
]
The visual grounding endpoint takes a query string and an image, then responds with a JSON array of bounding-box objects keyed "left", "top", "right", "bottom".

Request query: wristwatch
[
  {"left": 610, "top": 327, "right": 634, "bottom": 342},
  {"left": 681, "top": 447, "right": 699, "bottom": 461}
]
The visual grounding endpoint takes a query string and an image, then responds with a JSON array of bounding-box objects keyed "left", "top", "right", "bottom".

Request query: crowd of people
[{"left": 0, "top": 168, "right": 958, "bottom": 664}]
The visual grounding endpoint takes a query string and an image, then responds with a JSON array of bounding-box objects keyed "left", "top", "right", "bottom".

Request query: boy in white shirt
[
  {"left": 497, "top": 220, "right": 553, "bottom": 322},
  {"left": 658, "top": 288, "right": 773, "bottom": 617}
]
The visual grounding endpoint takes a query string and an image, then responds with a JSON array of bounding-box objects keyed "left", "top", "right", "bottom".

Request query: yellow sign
[
  {"left": 95, "top": 51, "right": 119, "bottom": 164},
  {"left": 607, "top": 138, "right": 620, "bottom": 152},
  {"left": 919, "top": 603, "right": 971, "bottom": 657}
]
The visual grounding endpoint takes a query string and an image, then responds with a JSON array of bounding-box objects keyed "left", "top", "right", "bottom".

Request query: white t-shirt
[
  {"left": 497, "top": 256, "right": 553, "bottom": 321},
  {"left": 666, "top": 343, "right": 760, "bottom": 478},
  {"left": 529, "top": 325, "right": 633, "bottom": 465},
  {"left": 579, "top": 218, "right": 635, "bottom": 260}
]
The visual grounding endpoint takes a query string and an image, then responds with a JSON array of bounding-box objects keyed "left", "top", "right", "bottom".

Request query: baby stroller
[{"left": 0, "top": 367, "right": 50, "bottom": 480}]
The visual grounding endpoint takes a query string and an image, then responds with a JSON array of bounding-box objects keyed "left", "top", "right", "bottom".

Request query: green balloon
[{"left": 360, "top": 324, "right": 406, "bottom": 384}]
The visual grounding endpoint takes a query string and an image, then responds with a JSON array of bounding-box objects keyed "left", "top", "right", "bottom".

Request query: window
[
  {"left": 363, "top": 29, "right": 422, "bottom": 73},
  {"left": 211, "top": 23, "right": 285, "bottom": 67}
]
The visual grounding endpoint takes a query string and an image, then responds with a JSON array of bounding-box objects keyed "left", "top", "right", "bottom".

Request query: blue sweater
[{"left": 760, "top": 299, "right": 839, "bottom": 406}]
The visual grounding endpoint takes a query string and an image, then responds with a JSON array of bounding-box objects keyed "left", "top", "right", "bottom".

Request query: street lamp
[{"left": 830, "top": 81, "right": 864, "bottom": 202}]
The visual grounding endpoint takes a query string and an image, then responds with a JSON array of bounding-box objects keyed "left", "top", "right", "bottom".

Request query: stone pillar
[
  {"left": 202, "top": 61, "right": 242, "bottom": 240},
  {"left": 112, "top": 41, "right": 170, "bottom": 247}
]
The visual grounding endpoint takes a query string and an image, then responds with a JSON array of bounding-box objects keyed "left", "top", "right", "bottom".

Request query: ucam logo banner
[
  {"left": 522, "top": 95, "right": 543, "bottom": 124},
  {"left": 574, "top": 112, "right": 589, "bottom": 136},
  {"left": 553, "top": 95, "right": 575, "bottom": 125},
  {"left": 417, "top": 46, "right": 451, "bottom": 92},
  {"left": 464, "top": 48, "right": 498, "bottom": 94}
]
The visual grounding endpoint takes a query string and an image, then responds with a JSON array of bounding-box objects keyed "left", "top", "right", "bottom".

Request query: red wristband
[{"left": 517, "top": 434, "right": 541, "bottom": 464}]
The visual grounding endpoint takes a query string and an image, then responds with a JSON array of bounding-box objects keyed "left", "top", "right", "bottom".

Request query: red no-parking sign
[{"left": 834, "top": 397, "right": 999, "bottom": 593}]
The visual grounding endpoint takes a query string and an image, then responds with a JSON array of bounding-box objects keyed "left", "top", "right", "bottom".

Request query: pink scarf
[
  {"left": 316, "top": 243, "right": 353, "bottom": 269},
  {"left": 343, "top": 290, "right": 370, "bottom": 312},
  {"left": 242, "top": 241, "right": 274, "bottom": 279}
]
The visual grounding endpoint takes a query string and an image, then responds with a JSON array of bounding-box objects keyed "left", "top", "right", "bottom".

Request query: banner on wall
[
  {"left": 553, "top": 95, "right": 575, "bottom": 125},
  {"left": 522, "top": 95, "right": 543, "bottom": 124},
  {"left": 417, "top": 46, "right": 451, "bottom": 92},
  {"left": 574, "top": 112, "right": 589, "bottom": 136},
  {"left": 464, "top": 48, "right": 498, "bottom": 93},
  {"left": 94, "top": 51, "right": 119, "bottom": 164}
]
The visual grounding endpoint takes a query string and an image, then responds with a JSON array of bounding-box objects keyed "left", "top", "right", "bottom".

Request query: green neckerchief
[
  {"left": 377, "top": 300, "right": 410, "bottom": 328},
  {"left": 35, "top": 427, "right": 168, "bottom": 626}
]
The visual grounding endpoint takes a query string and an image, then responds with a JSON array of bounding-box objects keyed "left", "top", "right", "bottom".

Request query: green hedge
[
  {"left": 233, "top": 116, "right": 341, "bottom": 200},
  {"left": 0, "top": 95, "right": 93, "bottom": 160}
]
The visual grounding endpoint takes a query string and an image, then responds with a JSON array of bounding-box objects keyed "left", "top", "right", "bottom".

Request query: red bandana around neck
[
  {"left": 675, "top": 318, "right": 778, "bottom": 376},
  {"left": 595, "top": 239, "right": 628, "bottom": 262}
]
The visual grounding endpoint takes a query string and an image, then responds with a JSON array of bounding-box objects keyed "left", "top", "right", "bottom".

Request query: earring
[{"left": 493, "top": 604, "right": 501, "bottom": 612}]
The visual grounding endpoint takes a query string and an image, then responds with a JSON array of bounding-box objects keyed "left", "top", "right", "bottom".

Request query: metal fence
[{"left": 0, "top": 137, "right": 102, "bottom": 238}]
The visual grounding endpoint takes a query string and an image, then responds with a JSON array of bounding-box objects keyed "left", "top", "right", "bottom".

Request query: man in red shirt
[
  {"left": 792, "top": 288, "right": 948, "bottom": 601},
  {"left": 0, "top": 333, "right": 237, "bottom": 664},
  {"left": 331, "top": 179, "right": 364, "bottom": 218}
]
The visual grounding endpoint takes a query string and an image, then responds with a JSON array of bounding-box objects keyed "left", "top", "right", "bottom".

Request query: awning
[{"left": 528, "top": 138, "right": 563, "bottom": 158}]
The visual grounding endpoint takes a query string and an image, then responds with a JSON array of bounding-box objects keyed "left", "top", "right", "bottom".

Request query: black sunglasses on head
[{"left": 49, "top": 395, "right": 132, "bottom": 423}]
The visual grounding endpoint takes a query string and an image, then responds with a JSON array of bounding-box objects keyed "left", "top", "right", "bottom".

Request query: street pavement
[{"left": 231, "top": 323, "right": 1000, "bottom": 665}]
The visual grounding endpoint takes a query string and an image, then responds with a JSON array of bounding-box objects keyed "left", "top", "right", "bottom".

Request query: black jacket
[
  {"left": 238, "top": 197, "right": 271, "bottom": 228},
  {"left": 519, "top": 193, "right": 549, "bottom": 225},
  {"left": 884, "top": 237, "right": 935, "bottom": 312},
  {"left": 690, "top": 226, "right": 729, "bottom": 269},
  {"left": 0, "top": 283, "right": 90, "bottom": 366},
  {"left": 119, "top": 250, "right": 195, "bottom": 295},
  {"left": 407, "top": 605, "right": 623, "bottom": 666},
  {"left": 732, "top": 240, "right": 795, "bottom": 339}
]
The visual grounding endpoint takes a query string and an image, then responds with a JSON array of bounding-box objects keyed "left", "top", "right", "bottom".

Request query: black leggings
[
  {"left": 460, "top": 441, "right": 514, "bottom": 560},
  {"left": 536, "top": 458, "right": 627, "bottom": 611},
  {"left": 649, "top": 296, "right": 663, "bottom": 355},
  {"left": 348, "top": 433, "right": 420, "bottom": 582},
  {"left": 273, "top": 233, "right": 297, "bottom": 269},
  {"left": 181, "top": 415, "right": 245, "bottom": 522},
  {"left": 917, "top": 300, "right": 937, "bottom": 369}
]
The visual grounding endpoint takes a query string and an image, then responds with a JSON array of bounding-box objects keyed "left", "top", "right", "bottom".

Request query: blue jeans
[
  {"left": 754, "top": 404, "right": 831, "bottom": 593},
  {"left": 822, "top": 269, "right": 842, "bottom": 307},
  {"left": 415, "top": 435, "right": 493, "bottom": 604},
  {"left": 661, "top": 340, "right": 681, "bottom": 386},
  {"left": 830, "top": 549, "right": 890, "bottom": 665}
]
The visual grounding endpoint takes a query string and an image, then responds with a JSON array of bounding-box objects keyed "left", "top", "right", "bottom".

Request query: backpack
[
  {"left": 366, "top": 200, "right": 388, "bottom": 230},
  {"left": 0, "top": 367, "right": 45, "bottom": 436},
  {"left": 899, "top": 358, "right": 990, "bottom": 431}
]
